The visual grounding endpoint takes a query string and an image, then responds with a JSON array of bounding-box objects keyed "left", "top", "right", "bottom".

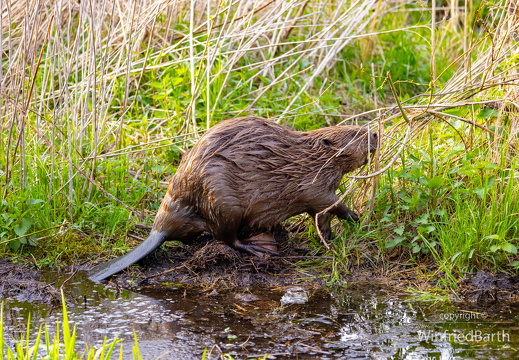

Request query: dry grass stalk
[
  {"left": 2, "top": 0, "right": 517, "bottom": 227},
  {"left": 1, "top": 0, "right": 387, "bottom": 211},
  {"left": 336, "top": 0, "right": 519, "bottom": 217}
]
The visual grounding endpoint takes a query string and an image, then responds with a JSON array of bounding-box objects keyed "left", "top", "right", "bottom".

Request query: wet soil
[
  {"left": 0, "top": 258, "right": 59, "bottom": 303},
  {"left": 88, "top": 231, "right": 519, "bottom": 304},
  {"left": 460, "top": 269, "right": 519, "bottom": 302},
  {"left": 107, "top": 230, "right": 330, "bottom": 290},
  {"left": 2, "top": 231, "right": 519, "bottom": 304}
]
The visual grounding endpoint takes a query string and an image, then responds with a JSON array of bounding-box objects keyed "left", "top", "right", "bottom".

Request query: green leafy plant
[{"left": 0, "top": 198, "right": 44, "bottom": 251}]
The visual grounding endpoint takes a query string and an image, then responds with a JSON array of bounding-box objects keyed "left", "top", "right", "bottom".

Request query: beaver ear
[{"left": 321, "top": 138, "right": 333, "bottom": 147}]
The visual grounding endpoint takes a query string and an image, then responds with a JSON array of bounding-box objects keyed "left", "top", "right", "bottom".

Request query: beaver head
[{"left": 303, "top": 125, "right": 378, "bottom": 174}]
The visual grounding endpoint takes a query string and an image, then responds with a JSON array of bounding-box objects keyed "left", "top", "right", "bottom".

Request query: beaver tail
[{"left": 88, "top": 231, "right": 168, "bottom": 282}]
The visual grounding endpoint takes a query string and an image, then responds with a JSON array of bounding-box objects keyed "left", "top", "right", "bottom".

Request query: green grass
[
  {"left": 330, "top": 109, "right": 519, "bottom": 287},
  {"left": 1, "top": 0, "right": 518, "bottom": 288}
]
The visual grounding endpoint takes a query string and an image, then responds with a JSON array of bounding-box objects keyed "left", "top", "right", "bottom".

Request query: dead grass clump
[{"left": 183, "top": 241, "right": 240, "bottom": 271}]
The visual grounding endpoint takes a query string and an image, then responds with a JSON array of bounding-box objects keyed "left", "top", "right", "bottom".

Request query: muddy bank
[
  {"left": 2, "top": 232, "right": 519, "bottom": 304},
  {"left": 101, "top": 231, "right": 330, "bottom": 289},
  {"left": 460, "top": 269, "right": 519, "bottom": 302},
  {"left": 0, "top": 258, "right": 60, "bottom": 303},
  {"left": 87, "top": 233, "right": 519, "bottom": 304}
]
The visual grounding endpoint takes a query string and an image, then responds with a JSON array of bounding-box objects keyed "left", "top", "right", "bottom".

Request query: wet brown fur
[{"left": 153, "top": 116, "right": 377, "bottom": 254}]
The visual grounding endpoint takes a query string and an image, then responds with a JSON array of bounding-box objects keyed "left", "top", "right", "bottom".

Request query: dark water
[{"left": 2, "top": 270, "right": 518, "bottom": 359}]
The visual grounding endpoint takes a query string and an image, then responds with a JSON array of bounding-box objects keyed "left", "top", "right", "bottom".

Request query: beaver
[{"left": 88, "top": 116, "right": 377, "bottom": 282}]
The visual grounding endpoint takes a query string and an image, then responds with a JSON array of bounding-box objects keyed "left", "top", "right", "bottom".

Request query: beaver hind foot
[{"left": 234, "top": 232, "right": 279, "bottom": 258}]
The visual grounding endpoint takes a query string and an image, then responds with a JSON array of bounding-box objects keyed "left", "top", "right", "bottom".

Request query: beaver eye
[{"left": 321, "top": 138, "right": 332, "bottom": 147}]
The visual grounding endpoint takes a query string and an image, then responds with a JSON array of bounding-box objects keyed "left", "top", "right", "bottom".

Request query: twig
[
  {"left": 427, "top": 110, "right": 495, "bottom": 135},
  {"left": 141, "top": 264, "right": 186, "bottom": 281},
  {"left": 59, "top": 268, "right": 78, "bottom": 290},
  {"left": 0, "top": 222, "right": 69, "bottom": 246},
  {"left": 127, "top": 233, "right": 145, "bottom": 241}
]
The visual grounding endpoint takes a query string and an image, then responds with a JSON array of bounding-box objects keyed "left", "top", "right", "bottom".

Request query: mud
[
  {"left": 3, "top": 236, "right": 519, "bottom": 304},
  {"left": 1, "top": 216, "right": 519, "bottom": 309},
  {"left": 0, "top": 258, "right": 59, "bottom": 303},
  {"left": 92, "top": 232, "right": 519, "bottom": 304},
  {"left": 105, "top": 228, "right": 329, "bottom": 289},
  {"left": 460, "top": 269, "right": 519, "bottom": 302}
]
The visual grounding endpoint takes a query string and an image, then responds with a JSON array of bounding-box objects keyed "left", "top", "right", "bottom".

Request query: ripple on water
[{"left": 2, "top": 271, "right": 519, "bottom": 359}]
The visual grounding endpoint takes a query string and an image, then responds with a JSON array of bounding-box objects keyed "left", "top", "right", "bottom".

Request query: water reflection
[
  {"left": 328, "top": 286, "right": 517, "bottom": 359},
  {"left": 1, "top": 271, "right": 519, "bottom": 359}
]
